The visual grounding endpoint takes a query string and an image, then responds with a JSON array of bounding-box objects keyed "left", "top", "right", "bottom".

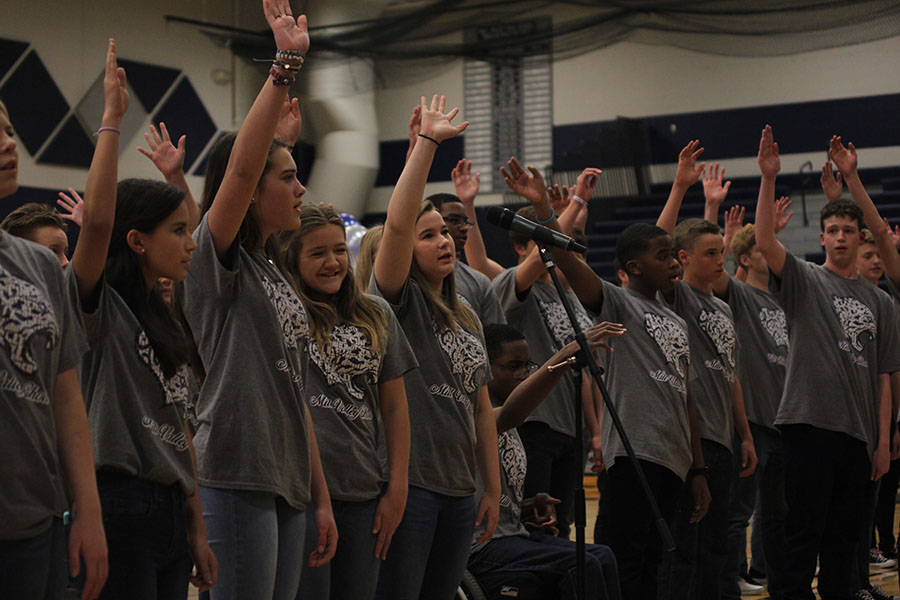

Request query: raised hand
[
  {"left": 573, "top": 167, "right": 603, "bottom": 202},
  {"left": 828, "top": 135, "right": 859, "bottom": 177},
  {"left": 451, "top": 159, "right": 480, "bottom": 206},
  {"left": 407, "top": 105, "right": 422, "bottom": 152},
  {"left": 583, "top": 321, "right": 626, "bottom": 353},
  {"left": 102, "top": 39, "right": 128, "bottom": 127},
  {"left": 418, "top": 95, "right": 469, "bottom": 143},
  {"left": 501, "top": 157, "right": 546, "bottom": 205},
  {"left": 263, "top": 0, "right": 309, "bottom": 54},
  {"left": 757, "top": 125, "right": 780, "bottom": 178},
  {"left": 774, "top": 196, "right": 794, "bottom": 233},
  {"left": 275, "top": 97, "right": 302, "bottom": 146},
  {"left": 137, "top": 123, "right": 185, "bottom": 181},
  {"left": 820, "top": 162, "right": 843, "bottom": 202},
  {"left": 547, "top": 184, "right": 571, "bottom": 212},
  {"left": 702, "top": 163, "right": 731, "bottom": 211},
  {"left": 675, "top": 140, "right": 705, "bottom": 189},
  {"left": 723, "top": 205, "right": 745, "bottom": 252},
  {"left": 57, "top": 188, "right": 84, "bottom": 227}
]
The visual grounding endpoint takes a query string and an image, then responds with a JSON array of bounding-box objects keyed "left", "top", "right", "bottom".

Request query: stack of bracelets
[{"left": 271, "top": 49, "right": 305, "bottom": 86}]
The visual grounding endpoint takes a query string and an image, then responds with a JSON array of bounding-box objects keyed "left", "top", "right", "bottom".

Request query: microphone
[{"left": 485, "top": 206, "right": 587, "bottom": 254}]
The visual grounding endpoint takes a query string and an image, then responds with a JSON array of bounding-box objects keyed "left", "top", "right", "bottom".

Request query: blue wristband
[{"left": 535, "top": 207, "right": 556, "bottom": 225}]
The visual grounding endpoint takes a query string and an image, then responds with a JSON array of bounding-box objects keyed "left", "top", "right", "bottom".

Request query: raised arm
[
  {"left": 137, "top": 122, "right": 199, "bottom": 231},
  {"left": 275, "top": 96, "right": 302, "bottom": 149},
  {"left": 71, "top": 39, "right": 128, "bottom": 304},
  {"left": 206, "top": 0, "right": 308, "bottom": 259},
  {"left": 57, "top": 188, "right": 84, "bottom": 227},
  {"left": 502, "top": 157, "right": 605, "bottom": 311},
  {"left": 657, "top": 140, "right": 705, "bottom": 235},
  {"left": 374, "top": 95, "right": 469, "bottom": 301},
  {"left": 453, "top": 158, "right": 503, "bottom": 279},
  {"left": 820, "top": 161, "right": 844, "bottom": 202},
  {"left": 829, "top": 135, "right": 900, "bottom": 285},
  {"left": 754, "top": 125, "right": 786, "bottom": 277},
  {"left": 500, "top": 157, "right": 554, "bottom": 293},
  {"left": 712, "top": 205, "right": 745, "bottom": 296},
  {"left": 558, "top": 167, "right": 601, "bottom": 234},
  {"left": 493, "top": 322, "right": 626, "bottom": 433},
  {"left": 404, "top": 105, "right": 421, "bottom": 164}
]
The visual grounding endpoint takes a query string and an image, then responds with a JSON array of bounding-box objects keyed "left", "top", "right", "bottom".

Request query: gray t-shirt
[
  {"left": 724, "top": 279, "right": 789, "bottom": 430},
  {"left": 473, "top": 427, "right": 529, "bottom": 550},
  {"left": 492, "top": 267, "right": 594, "bottom": 437},
  {"left": 665, "top": 282, "right": 738, "bottom": 451},
  {"left": 598, "top": 279, "right": 693, "bottom": 479},
  {"left": 182, "top": 216, "right": 311, "bottom": 509},
  {"left": 371, "top": 276, "right": 491, "bottom": 496},
  {"left": 771, "top": 253, "right": 900, "bottom": 456},
  {"left": 0, "top": 234, "right": 87, "bottom": 540},
  {"left": 455, "top": 261, "right": 506, "bottom": 326},
  {"left": 306, "top": 295, "right": 417, "bottom": 502},
  {"left": 74, "top": 275, "right": 195, "bottom": 495}
]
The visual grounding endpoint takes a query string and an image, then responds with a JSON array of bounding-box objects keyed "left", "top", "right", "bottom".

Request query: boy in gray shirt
[
  {"left": 756, "top": 126, "right": 900, "bottom": 600},
  {"left": 497, "top": 155, "right": 709, "bottom": 600}
]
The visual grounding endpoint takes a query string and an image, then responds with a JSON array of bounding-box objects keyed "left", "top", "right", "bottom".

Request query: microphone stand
[{"left": 537, "top": 243, "right": 675, "bottom": 600}]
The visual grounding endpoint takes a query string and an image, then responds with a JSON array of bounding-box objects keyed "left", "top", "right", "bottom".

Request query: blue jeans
[
  {"left": 722, "top": 423, "right": 787, "bottom": 599},
  {"left": 95, "top": 473, "right": 192, "bottom": 600},
  {"left": 374, "top": 486, "right": 475, "bottom": 600},
  {"left": 199, "top": 486, "right": 306, "bottom": 600},
  {"left": 297, "top": 497, "right": 380, "bottom": 600},
  {"left": 660, "top": 439, "right": 732, "bottom": 600},
  {"left": 469, "top": 530, "right": 622, "bottom": 600},
  {"left": 0, "top": 518, "right": 67, "bottom": 600}
]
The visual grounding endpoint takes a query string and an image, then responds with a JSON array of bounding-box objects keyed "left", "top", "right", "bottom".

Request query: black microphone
[{"left": 485, "top": 206, "right": 587, "bottom": 254}]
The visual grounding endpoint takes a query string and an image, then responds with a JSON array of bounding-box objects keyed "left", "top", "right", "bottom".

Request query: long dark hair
[
  {"left": 107, "top": 178, "right": 189, "bottom": 378},
  {"left": 200, "top": 132, "right": 293, "bottom": 281}
]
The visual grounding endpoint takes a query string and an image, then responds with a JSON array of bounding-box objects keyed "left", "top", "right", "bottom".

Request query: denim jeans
[
  {"left": 374, "top": 486, "right": 475, "bottom": 600},
  {"left": 781, "top": 424, "right": 869, "bottom": 600},
  {"left": 660, "top": 438, "right": 732, "bottom": 600},
  {"left": 199, "top": 486, "right": 306, "bottom": 600},
  {"left": 0, "top": 517, "right": 67, "bottom": 600},
  {"left": 468, "top": 529, "right": 622, "bottom": 600},
  {"left": 594, "top": 459, "right": 682, "bottom": 600},
  {"left": 296, "top": 496, "right": 379, "bottom": 600},
  {"left": 518, "top": 421, "right": 581, "bottom": 538},
  {"left": 722, "top": 423, "right": 787, "bottom": 599},
  {"left": 93, "top": 473, "right": 191, "bottom": 600}
]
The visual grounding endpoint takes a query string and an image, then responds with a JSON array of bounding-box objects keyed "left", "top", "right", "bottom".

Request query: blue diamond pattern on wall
[
  {"left": 39, "top": 114, "right": 95, "bottom": 168},
  {"left": 118, "top": 58, "right": 180, "bottom": 114},
  {"left": 0, "top": 50, "right": 69, "bottom": 156},
  {"left": 153, "top": 78, "right": 217, "bottom": 172},
  {"left": 0, "top": 39, "right": 28, "bottom": 80}
]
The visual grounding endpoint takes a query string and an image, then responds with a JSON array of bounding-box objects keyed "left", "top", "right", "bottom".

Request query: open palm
[{"left": 263, "top": 0, "right": 309, "bottom": 54}]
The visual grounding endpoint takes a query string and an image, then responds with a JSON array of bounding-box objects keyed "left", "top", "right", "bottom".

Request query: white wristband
[{"left": 572, "top": 194, "right": 588, "bottom": 207}]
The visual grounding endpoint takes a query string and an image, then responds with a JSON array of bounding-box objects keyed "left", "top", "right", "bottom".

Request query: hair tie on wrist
[
  {"left": 572, "top": 194, "right": 588, "bottom": 207},
  {"left": 417, "top": 133, "right": 440, "bottom": 147},
  {"left": 535, "top": 207, "right": 556, "bottom": 225},
  {"left": 95, "top": 126, "right": 120, "bottom": 136}
]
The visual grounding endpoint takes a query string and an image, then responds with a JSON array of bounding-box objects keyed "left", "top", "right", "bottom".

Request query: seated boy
[{"left": 468, "top": 323, "right": 624, "bottom": 600}]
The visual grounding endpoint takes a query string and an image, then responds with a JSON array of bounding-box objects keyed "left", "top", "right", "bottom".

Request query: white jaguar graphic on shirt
[
  {"left": 759, "top": 307, "right": 789, "bottom": 349},
  {"left": 699, "top": 309, "right": 736, "bottom": 369},
  {"left": 832, "top": 296, "right": 876, "bottom": 353},
  {"left": 135, "top": 330, "right": 190, "bottom": 410},
  {"left": 433, "top": 321, "right": 486, "bottom": 394},
  {"left": 261, "top": 275, "right": 308, "bottom": 350},
  {"left": 644, "top": 312, "right": 689, "bottom": 378},
  {"left": 309, "top": 323, "right": 380, "bottom": 401},
  {"left": 0, "top": 266, "right": 59, "bottom": 375},
  {"left": 498, "top": 430, "right": 527, "bottom": 519},
  {"left": 537, "top": 298, "right": 593, "bottom": 349}
]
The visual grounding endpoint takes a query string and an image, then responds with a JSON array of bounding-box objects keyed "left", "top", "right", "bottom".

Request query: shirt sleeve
[{"left": 768, "top": 252, "right": 811, "bottom": 318}]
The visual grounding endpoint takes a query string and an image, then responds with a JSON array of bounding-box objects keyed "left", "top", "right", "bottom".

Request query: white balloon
[{"left": 345, "top": 223, "right": 368, "bottom": 267}]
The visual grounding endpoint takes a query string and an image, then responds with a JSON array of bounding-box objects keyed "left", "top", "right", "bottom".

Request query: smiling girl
[
  {"left": 282, "top": 206, "right": 416, "bottom": 600},
  {"left": 371, "top": 95, "right": 501, "bottom": 600}
]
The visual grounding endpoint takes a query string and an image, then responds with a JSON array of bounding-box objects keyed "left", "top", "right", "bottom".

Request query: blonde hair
[
  {"left": 861, "top": 228, "right": 876, "bottom": 245},
  {"left": 411, "top": 201, "right": 479, "bottom": 333},
  {"left": 281, "top": 205, "right": 387, "bottom": 355},
  {"left": 730, "top": 224, "right": 757, "bottom": 261},
  {"left": 0, "top": 100, "right": 7, "bottom": 119},
  {"left": 355, "top": 224, "right": 383, "bottom": 293}
]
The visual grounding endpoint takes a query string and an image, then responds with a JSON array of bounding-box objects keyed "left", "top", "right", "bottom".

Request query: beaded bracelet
[
  {"left": 417, "top": 133, "right": 440, "bottom": 147},
  {"left": 270, "top": 65, "right": 295, "bottom": 86},
  {"left": 535, "top": 207, "right": 556, "bottom": 225},
  {"left": 572, "top": 194, "right": 588, "bottom": 207},
  {"left": 273, "top": 59, "right": 301, "bottom": 73},
  {"left": 276, "top": 49, "right": 305, "bottom": 63}
]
